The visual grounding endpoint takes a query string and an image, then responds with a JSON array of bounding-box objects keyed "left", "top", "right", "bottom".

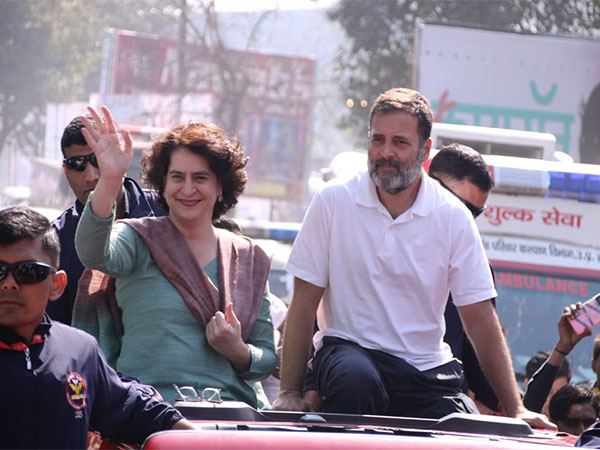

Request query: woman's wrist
[{"left": 229, "top": 343, "right": 252, "bottom": 372}]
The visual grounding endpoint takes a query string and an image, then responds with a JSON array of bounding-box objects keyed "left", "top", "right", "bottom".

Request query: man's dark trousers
[{"left": 314, "top": 337, "right": 479, "bottom": 418}]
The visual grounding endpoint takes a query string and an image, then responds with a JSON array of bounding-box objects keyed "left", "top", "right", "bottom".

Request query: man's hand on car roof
[
  {"left": 516, "top": 408, "right": 557, "bottom": 430},
  {"left": 273, "top": 391, "right": 316, "bottom": 412}
]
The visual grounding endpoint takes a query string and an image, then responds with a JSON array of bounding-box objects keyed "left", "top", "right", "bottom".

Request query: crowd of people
[{"left": 2, "top": 87, "right": 600, "bottom": 447}]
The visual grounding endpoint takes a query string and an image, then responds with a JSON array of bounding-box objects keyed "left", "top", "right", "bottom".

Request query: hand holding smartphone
[{"left": 568, "top": 293, "right": 600, "bottom": 335}]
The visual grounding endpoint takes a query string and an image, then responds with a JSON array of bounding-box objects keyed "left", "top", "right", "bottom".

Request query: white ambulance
[{"left": 432, "top": 123, "right": 600, "bottom": 382}]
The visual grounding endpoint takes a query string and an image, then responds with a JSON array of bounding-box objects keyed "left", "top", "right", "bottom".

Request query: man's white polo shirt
[{"left": 286, "top": 169, "right": 497, "bottom": 371}]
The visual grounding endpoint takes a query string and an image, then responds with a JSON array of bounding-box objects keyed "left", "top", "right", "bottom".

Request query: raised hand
[
  {"left": 80, "top": 105, "right": 133, "bottom": 181},
  {"left": 557, "top": 303, "right": 591, "bottom": 353},
  {"left": 81, "top": 105, "right": 132, "bottom": 218},
  {"left": 206, "top": 303, "right": 251, "bottom": 372}
]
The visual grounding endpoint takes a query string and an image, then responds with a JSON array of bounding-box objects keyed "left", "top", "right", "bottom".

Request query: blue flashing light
[
  {"left": 567, "top": 173, "right": 585, "bottom": 191},
  {"left": 268, "top": 227, "right": 299, "bottom": 242},
  {"left": 586, "top": 175, "right": 600, "bottom": 193},
  {"left": 548, "top": 172, "right": 566, "bottom": 190},
  {"left": 547, "top": 171, "right": 600, "bottom": 203},
  {"left": 238, "top": 220, "right": 301, "bottom": 242}
]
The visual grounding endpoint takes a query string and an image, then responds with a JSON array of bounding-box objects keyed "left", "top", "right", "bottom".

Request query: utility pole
[{"left": 176, "top": 0, "right": 187, "bottom": 123}]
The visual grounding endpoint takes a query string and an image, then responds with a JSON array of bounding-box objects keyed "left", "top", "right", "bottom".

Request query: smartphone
[{"left": 568, "top": 293, "right": 600, "bottom": 335}]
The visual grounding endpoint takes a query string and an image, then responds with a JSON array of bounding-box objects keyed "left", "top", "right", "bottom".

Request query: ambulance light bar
[
  {"left": 484, "top": 154, "right": 600, "bottom": 203},
  {"left": 235, "top": 219, "right": 300, "bottom": 242},
  {"left": 548, "top": 172, "right": 600, "bottom": 202},
  {"left": 489, "top": 165, "right": 549, "bottom": 196}
]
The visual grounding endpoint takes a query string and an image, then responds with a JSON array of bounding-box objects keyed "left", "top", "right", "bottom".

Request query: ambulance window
[{"left": 495, "top": 269, "right": 600, "bottom": 383}]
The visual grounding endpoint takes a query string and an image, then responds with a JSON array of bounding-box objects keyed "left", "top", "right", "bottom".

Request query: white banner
[
  {"left": 416, "top": 23, "right": 600, "bottom": 161},
  {"left": 478, "top": 192, "right": 600, "bottom": 250}
]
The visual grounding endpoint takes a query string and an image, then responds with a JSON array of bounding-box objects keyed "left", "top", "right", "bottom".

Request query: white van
[
  {"left": 429, "top": 122, "right": 600, "bottom": 381},
  {"left": 474, "top": 154, "right": 600, "bottom": 381}
]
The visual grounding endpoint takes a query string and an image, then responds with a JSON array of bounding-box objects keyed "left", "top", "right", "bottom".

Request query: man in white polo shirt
[{"left": 273, "top": 87, "right": 553, "bottom": 428}]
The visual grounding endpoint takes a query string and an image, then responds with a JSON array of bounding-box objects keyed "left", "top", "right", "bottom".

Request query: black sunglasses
[
  {"left": 63, "top": 153, "right": 98, "bottom": 172},
  {"left": 432, "top": 176, "right": 486, "bottom": 218},
  {"left": 0, "top": 261, "right": 56, "bottom": 285}
]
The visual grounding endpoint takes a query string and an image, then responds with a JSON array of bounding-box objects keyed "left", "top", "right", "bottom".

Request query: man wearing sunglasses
[
  {"left": 0, "top": 206, "right": 195, "bottom": 448},
  {"left": 428, "top": 143, "right": 499, "bottom": 414},
  {"left": 50, "top": 115, "right": 166, "bottom": 325},
  {"left": 427, "top": 143, "right": 490, "bottom": 220}
]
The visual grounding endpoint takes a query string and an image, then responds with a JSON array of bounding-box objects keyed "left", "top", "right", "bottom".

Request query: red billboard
[{"left": 99, "top": 29, "right": 315, "bottom": 200}]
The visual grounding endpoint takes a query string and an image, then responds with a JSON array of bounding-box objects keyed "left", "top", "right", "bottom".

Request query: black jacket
[
  {"left": 577, "top": 421, "right": 600, "bottom": 447},
  {"left": 0, "top": 315, "right": 183, "bottom": 449}
]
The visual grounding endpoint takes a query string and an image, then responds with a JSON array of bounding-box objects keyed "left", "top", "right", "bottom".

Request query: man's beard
[{"left": 368, "top": 146, "right": 424, "bottom": 194}]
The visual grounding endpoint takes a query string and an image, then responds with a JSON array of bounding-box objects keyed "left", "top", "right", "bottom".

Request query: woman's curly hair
[{"left": 141, "top": 121, "right": 248, "bottom": 220}]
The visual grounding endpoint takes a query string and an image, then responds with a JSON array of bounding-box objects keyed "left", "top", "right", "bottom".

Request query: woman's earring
[{"left": 218, "top": 193, "right": 223, "bottom": 203}]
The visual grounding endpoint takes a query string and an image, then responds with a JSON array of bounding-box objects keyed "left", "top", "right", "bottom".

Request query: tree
[
  {"left": 0, "top": 0, "right": 174, "bottom": 159},
  {"left": 184, "top": 0, "right": 275, "bottom": 134},
  {"left": 0, "top": 1, "right": 53, "bottom": 157},
  {"left": 0, "top": 0, "right": 280, "bottom": 159},
  {"left": 327, "top": 0, "right": 600, "bottom": 140}
]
